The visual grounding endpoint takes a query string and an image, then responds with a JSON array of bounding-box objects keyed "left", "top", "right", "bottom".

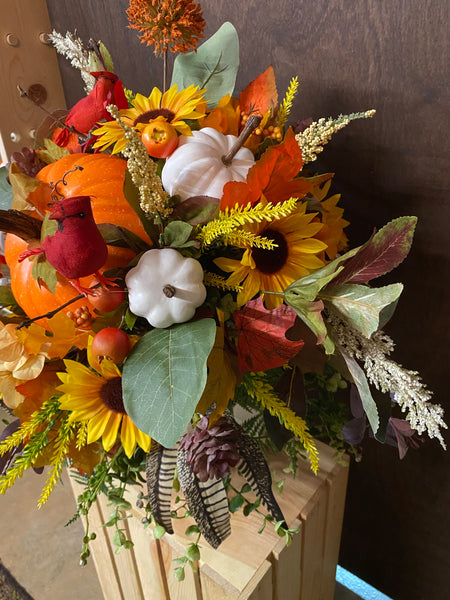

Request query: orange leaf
[{"left": 239, "top": 66, "right": 278, "bottom": 117}]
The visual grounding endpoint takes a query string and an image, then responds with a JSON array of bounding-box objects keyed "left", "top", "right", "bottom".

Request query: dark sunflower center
[
  {"left": 99, "top": 377, "right": 125, "bottom": 414},
  {"left": 252, "top": 228, "right": 288, "bottom": 274},
  {"left": 133, "top": 108, "right": 175, "bottom": 126}
]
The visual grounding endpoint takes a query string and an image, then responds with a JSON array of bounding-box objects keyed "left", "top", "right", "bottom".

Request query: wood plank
[
  {"left": 299, "top": 486, "right": 329, "bottom": 600},
  {"left": 0, "top": 0, "right": 66, "bottom": 162},
  {"left": 270, "top": 519, "right": 303, "bottom": 600},
  {"left": 321, "top": 459, "right": 349, "bottom": 600},
  {"left": 241, "top": 561, "right": 273, "bottom": 600},
  {"left": 69, "top": 475, "right": 125, "bottom": 600}
]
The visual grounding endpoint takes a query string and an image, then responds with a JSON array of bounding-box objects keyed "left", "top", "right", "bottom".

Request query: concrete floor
[{"left": 0, "top": 407, "right": 360, "bottom": 600}]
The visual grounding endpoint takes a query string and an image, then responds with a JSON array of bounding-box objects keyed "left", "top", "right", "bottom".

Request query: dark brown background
[{"left": 45, "top": 1, "right": 450, "bottom": 598}]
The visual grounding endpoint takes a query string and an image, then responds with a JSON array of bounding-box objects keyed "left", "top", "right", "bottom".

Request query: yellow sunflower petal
[
  {"left": 101, "top": 411, "right": 122, "bottom": 452},
  {"left": 87, "top": 407, "right": 111, "bottom": 445},
  {"left": 120, "top": 416, "right": 137, "bottom": 458}
]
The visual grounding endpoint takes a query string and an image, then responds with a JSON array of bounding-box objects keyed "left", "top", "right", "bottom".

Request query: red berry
[
  {"left": 88, "top": 286, "right": 126, "bottom": 313},
  {"left": 91, "top": 328, "right": 131, "bottom": 365}
]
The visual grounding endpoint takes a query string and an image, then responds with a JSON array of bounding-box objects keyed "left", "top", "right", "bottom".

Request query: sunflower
[
  {"left": 214, "top": 201, "right": 328, "bottom": 309},
  {"left": 93, "top": 83, "right": 206, "bottom": 153},
  {"left": 57, "top": 358, "right": 151, "bottom": 458}
]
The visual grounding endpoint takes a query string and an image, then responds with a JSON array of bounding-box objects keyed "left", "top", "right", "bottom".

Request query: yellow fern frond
[
  {"left": 76, "top": 421, "right": 89, "bottom": 450},
  {"left": 198, "top": 198, "right": 299, "bottom": 247},
  {"left": 204, "top": 272, "right": 243, "bottom": 292},
  {"left": 277, "top": 77, "right": 300, "bottom": 129},
  {"left": 222, "top": 230, "right": 278, "bottom": 249},
  {"left": 243, "top": 372, "right": 320, "bottom": 473},
  {"left": 38, "top": 417, "right": 77, "bottom": 507}
]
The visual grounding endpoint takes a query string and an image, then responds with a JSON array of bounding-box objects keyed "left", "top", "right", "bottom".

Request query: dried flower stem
[
  {"left": 107, "top": 104, "right": 171, "bottom": 218},
  {"left": 328, "top": 313, "right": 447, "bottom": 448}
]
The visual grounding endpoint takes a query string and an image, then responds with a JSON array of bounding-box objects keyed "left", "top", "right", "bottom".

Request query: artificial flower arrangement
[{"left": 0, "top": 0, "right": 446, "bottom": 576}]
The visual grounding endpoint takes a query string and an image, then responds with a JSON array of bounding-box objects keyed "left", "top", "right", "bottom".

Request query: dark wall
[{"left": 45, "top": 2, "right": 450, "bottom": 598}]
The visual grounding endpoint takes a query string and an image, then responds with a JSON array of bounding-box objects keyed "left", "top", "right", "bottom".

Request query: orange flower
[{"left": 127, "top": 0, "right": 206, "bottom": 55}]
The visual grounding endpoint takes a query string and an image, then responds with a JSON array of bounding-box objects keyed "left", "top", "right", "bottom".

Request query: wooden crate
[{"left": 70, "top": 440, "right": 348, "bottom": 600}]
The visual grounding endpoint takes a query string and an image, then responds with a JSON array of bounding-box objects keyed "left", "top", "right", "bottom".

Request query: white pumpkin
[
  {"left": 161, "top": 127, "right": 255, "bottom": 201},
  {"left": 125, "top": 248, "right": 207, "bottom": 328}
]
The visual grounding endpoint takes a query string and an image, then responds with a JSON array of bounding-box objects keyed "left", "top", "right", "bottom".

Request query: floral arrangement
[{"left": 0, "top": 0, "right": 446, "bottom": 575}]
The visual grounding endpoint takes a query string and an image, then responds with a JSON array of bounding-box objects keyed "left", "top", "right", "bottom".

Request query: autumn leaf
[
  {"left": 239, "top": 65, "right": 278, "bottom": 118},
  {"left": 220, "top": 128, "right": 330, "bottom": 210},
  {"left": 233, "top": 296, "right": 304, "bottom": 373},
  {"left": 331, "top": 216, "right": 417, "bottom": 285},
  {"left": 196, "top": 316, "right": 237, "bottom": 422}
]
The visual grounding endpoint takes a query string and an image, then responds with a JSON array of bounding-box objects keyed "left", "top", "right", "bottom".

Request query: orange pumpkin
[{"left": 4, "top": 153, "right": 151, "bottom": 323}]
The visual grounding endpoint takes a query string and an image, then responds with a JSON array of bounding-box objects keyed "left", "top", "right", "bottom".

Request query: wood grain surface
[{"left": 45, "top": 2, "right": 450, "bottom": 599}]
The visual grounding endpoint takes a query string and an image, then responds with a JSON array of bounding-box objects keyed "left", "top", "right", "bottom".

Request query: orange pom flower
[{"left": 127, "top": 0, "right": 206, "bottom": 55}]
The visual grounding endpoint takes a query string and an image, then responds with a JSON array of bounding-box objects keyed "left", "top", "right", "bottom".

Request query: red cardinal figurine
[
  {"left": 19, "top": 196, "right": 109, "bottom": 295},
  {"left": 53, "top": 71, "right": 128, "bottom": 148}
]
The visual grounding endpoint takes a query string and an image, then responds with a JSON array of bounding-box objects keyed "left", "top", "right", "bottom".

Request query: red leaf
[
  {"left": 332, "top": 216, "right": 417, "bottom": 285},
  {"left": 233, "top": 296, "right": 304, "bottom": 373}
]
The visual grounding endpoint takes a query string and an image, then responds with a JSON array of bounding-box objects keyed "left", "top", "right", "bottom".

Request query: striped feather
[
  {"left": 145, "top": 442, "right": 178, "bottom": 534},
  {"left": 225, "top": 412, "right": 285, "bottom": 524},
  {"left": 177, "top": 449, "right": 231, "bottom": 549}
]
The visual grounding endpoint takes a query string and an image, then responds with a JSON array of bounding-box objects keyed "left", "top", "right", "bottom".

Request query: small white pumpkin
[
  {"left": 125, "top": 248, "right": 207, "bottom": 329},
  {"left": 161, "top": 127, "right": 255, "bottom": 201}
]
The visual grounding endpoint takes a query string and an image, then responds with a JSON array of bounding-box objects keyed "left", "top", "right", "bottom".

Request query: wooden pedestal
[{"left": 70, "top": 440, "right": 348, "bottom": 600}]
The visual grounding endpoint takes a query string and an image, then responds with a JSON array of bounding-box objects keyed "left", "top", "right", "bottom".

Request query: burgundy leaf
[
  {"left": 332, "top": 216, "right": 417, "bottom": 285},
  {"left": 233, "top": 297, "right": 304, "bottom": 373}
]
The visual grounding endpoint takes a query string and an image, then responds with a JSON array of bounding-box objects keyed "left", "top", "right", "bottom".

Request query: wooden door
[{"left": 43, "top": 2, "right": 450, "bottom": 598}]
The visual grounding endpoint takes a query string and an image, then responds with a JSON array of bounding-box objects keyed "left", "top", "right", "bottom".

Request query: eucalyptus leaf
[
  {"left": 340, "top": 349, "right": 379, "bottom": 435},
  {"left": 122, "top": 319, "right": 216, "bottom": 448},
  {"left": 171, "top": 22, "right": 239, "bottom": 107},
  {"left": 321, "top": 283, "right": 403, "bottom": 338}
]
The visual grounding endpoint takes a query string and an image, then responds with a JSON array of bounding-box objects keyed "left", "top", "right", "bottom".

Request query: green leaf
[
  {"left": 99, "top": 41, "right": 114, "bottom": 72},
  {"left": 0, "top": 167, "right": 13, "bottom": 210},
  {"left": 31, "top": 255, "right": 58, "bottom": 294},
  {"left": 37, "top": 138, "right": 70, "bottom": 164},
  {"left": 229, "top": 493, "right": 244, "bottom": 513},
  {"left": 0, "top": 286, "right": 17, "bottom": 307},
  {"left": 97, "top": 222, "right": 150, "bottom": 254},
  {"left": 171, "top": 22, "right": 239, "bottom": 108},
  {"left": 153, "top": 524, "right": 166, "bottom": 539},
  {"left": 321, "top": 283, "right": 403, "bottom": 338},
  {"left": 185, "top": 524, "right": 200, "bottom": 537},
  {"left": 174, "top": 567, "right": 185, "bottom": 581},
  {"left": 122, "top": 319, "right": 217, "bottom": 447},
  {"left": 161, "top": 221, "right": 193, "bottom": 248},
  {"left": 123, "top": 170, "right": 160, "bottom": 244},
  {"left": 186, "top": 543, "right": 200, "bottom": 563},
  {"left": 340, "top": 350, "right": 379, "bottom": 435},
  {"left": 8, "top": 163, "right": 41, "bottom": 211}
]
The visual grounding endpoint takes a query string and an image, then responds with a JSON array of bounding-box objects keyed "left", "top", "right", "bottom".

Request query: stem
[
  {"left": 163, "top": 284, "right": 176, "bottom": 298},
  {"left": 163, "top": 53, "right": 168, "bottom": 94},
  {"left": 221, "top": 114, "right": 262, "bottom": 166},
  {"left": 15, "top": 281, "right": 103, "bottom": 329},
  {"left": 260, "top": 290, "right": 285, "bottom": 297},
  {"left": 17, "top": 85, "right": 86, "bottom": 141}
]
